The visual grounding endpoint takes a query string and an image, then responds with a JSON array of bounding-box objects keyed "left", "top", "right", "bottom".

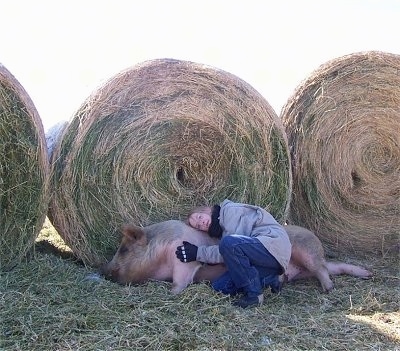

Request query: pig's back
[
  {"left": 285, "top": 224, "right": 325, "bottom": 256},
  {"left": 144, "top": 220, "right": 218, "bottom": 248}
]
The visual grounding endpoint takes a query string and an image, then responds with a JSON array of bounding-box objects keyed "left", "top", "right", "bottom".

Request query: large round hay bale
[
  {"left": 281, "top": 51, "right": 400, "bottom": 256},
  {"left": 49, "top": 58, "right": 292, "bottom": 266},
  {"left": 0, "top": 63, "right": 49, "bottom": 270}
]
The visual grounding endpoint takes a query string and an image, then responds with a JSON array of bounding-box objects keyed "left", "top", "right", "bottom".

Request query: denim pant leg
[
  {"left": 258, "top": 272, "right": 282, "bottom": 293},
  {"left": 218, "top": 235, "right": 281, "bottom": 297},
  {"left": 211, "top": 271, "right": 242, "bottom": 296},
  {"left": 212, "top": 270, "right": 279, "bottom": 296}
]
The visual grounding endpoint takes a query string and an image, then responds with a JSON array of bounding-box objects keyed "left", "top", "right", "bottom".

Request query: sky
[{"left": 1, "top": 0, "right": 400, "bottom": 131}]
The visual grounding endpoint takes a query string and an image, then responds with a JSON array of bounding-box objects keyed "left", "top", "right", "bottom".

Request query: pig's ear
[{"left": 121, "top": 224, "right": 148, "bottom": 246}]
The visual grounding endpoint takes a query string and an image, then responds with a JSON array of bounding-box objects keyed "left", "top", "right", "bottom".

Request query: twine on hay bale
[
  {"left": 281, "top": 51, "right": 400, "bottom": 256},
  {"left": 0, "top": 63, "right": 49, "bottom": 270},
  {"left": 49, "top": 58, "right": 292, "bottom": 266}
]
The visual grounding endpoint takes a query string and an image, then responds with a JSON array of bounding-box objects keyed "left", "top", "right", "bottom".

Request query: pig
[
  {"left": 102, "top": 220, "right": 372, "bottom": 294},
  {"left": 283, "top": 225, "right": 372, "bottom": 292},
  {"left": 102, "top": 220, "right": 225, "bottom": 294}
]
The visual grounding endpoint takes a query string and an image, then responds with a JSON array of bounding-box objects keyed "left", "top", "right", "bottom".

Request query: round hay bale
[
  {"left": 281, "top": 51, "right": 400, "bottom": 256},
  {"left": 49, "top": 58, "right": 292, "bottom": 266},
  {"left": 0, "top": 63, "right": 49, "bottom": 270}
]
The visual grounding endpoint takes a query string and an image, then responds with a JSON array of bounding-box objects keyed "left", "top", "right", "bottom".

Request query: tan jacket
[{"left": 196, "top": 199, "right": 292, "bottom": 272}]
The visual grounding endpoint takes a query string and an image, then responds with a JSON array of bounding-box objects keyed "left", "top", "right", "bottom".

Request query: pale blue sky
[{"left": 1, "top": 0, "right": 399, "bottom": 130}]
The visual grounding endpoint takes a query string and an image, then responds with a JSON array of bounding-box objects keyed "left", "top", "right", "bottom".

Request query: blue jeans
[{"left": 211, "top": 235, "right": 281, "bottom": 297}]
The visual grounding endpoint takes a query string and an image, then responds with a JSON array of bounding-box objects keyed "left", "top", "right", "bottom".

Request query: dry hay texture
[
  {"left": 49, "top": 58, "right": 292, "bottom": 266},
  {"left": 0, "top": 63, "right": 49, "bottom": 270},
  {"left": 281, "top": 51, "right": 400, "bottom": 256}
]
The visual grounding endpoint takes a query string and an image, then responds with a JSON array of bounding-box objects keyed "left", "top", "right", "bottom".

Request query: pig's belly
[
  {"left": 150, "top": 259, "right": 200, "bottom": 282},
  {"left": 285, "top": 263, "right": 304, "bottom": 281},
  {"left": 150, "top": 263, "right": 174, "bottom": 281}
]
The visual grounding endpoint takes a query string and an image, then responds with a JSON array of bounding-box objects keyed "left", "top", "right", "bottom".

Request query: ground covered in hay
[{"left": 0, "top": 223, "right": 399, "bottom": 351}]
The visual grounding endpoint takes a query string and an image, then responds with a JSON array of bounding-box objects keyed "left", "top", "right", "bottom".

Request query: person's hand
[{"left": 175, "top": 241, "right": 198, "bottom": 263}]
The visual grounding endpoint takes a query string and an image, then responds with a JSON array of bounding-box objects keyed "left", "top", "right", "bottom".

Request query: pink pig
[
  {"left": 101, "top": 220, "right": 224, "bottom": 294},
  {"left": 102, "top": 220, "right": 372, "bottom": 294},
  {"left": 283, "top": 225, "right": 372, "bottom": 292}
]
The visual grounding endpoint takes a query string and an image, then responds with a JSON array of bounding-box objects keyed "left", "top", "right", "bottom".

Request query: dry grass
[
  {"left": 49, "top": 58, "right": 291, "bottom": 267},
  {"left": 281, "top": 51, "right": 400, "bottom": 257},
  {"left": 1, "top": 223, "right": 399, "bottom": 351},
  {"left": 0, "top": 63, "right": 49, "bottom": 271}
]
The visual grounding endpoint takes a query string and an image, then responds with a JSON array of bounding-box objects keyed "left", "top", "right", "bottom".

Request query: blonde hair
[{"left": 185, "top": 205, "right": 212, "bottom": 225}]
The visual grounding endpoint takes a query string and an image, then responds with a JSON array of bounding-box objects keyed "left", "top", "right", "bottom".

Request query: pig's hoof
[
  {"left": 361, "top": 270, "right": 373, "bottom": 279},
  {"left": 171, "top": 285, "right": 186, "bottom": 294}
]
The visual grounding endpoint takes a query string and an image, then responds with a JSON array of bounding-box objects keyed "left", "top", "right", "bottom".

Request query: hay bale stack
[
  {"left": 49, "top": 58, "right": 291, "bottom": 266},
  {"left": 281, "top": 51, "right": 400, "bottom": 256},
  {"left": 0, "top": 63, "right": 49, "bottom": 270}
]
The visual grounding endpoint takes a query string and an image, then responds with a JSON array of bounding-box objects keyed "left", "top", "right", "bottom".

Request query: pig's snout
[{"left": 100, "top": 263, "right": 120, "bottom": 283}]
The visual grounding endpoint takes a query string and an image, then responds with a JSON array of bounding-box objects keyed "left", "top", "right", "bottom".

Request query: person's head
[{"left": 187, "top": 206, "right": 213, "bottom": 232}]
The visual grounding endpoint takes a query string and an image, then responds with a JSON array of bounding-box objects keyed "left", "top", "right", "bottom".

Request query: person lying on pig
[{"left": 175, "top": 199, "right": 291, "bottom": 309}]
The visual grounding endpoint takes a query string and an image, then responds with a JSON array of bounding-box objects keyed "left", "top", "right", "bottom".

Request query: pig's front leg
[{"left": 171, "top": 261, "right": 202, "bottom": 294}]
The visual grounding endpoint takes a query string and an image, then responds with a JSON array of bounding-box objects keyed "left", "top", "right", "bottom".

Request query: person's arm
[
  {"left": 196, "top": 244, "right": 224, "bottom": 264},
  {"left": 176, "top": 242, "right": 224, "bottom": 264}
]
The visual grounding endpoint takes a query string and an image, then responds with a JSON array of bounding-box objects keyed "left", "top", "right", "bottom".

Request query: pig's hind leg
[
  {"left": 170, "top": 262, "right": 202, "bottom": 295},
  {"left": 287, "top": 264, "right": 334, "bottom": 292},
  {"left": 326, "top": 262, "right": 373, "bottom": 279},
  {"left": 312, "top": 265, "right": 334, "bottom": 292},
  {"left": 289, "top": 252, "right": 334, "bottom": 292}
]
